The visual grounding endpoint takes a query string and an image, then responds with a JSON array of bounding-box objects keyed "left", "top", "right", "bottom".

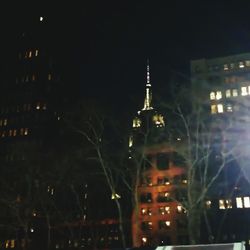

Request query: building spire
[{"left": 142, "top": 59, "right": 153, "bottom": 110}]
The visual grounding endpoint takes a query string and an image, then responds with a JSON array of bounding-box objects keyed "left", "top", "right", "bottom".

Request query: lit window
[
  {"left": 225, "top": 89, "right": 231, "bottom": 98},
  {"left": 29, "top": 51, "right": 32, "bottom": 58},
  {"left": 129, "top": 135, "right": 133, "bottom": 148},
  {"left": 3, "top": 119, "right": 7, "bottom": 126},
  {"left": 211, "top": 105, "right": 217, "bottom": 114},
  {"left": 159, "top": 206, "right": 170, "bottom": 215},
  {"left": 133, "top": 117, "right": 141, "bottom": 128},
  {"left": 210, "top": 92, "right": 215, "bottom": 100},
  {"left": 177, "top": 205, "right": 182, "bottom": 213},
  {"left": 142, "top": 237, "right": 147, "bottom": 244},
  {"left": 236, "top": 197, "right": 243, "bottom": 208},
  {"left": 35, "top": 49, "right": 39, "bottom": 56},
  {"left": 141, "top": 221, "right": 153, "bottom": 230},
  {"left": 157, "top": 177, "right": 170, "bottom": 185},
  {"left": 9, "top": 130, "right": 13, "bottom": 137},
  {"left": 232, "top": 89, "right": 238, "bottom": 97},
  {"left": 217, "top": 104, "right": 224, "bottom": 113},
  {"left": 32, "top": 74, "right": 36, "bottom": 81},
  {"left": 36, "top": 103, "right": 40, "bottom": 110},
  {"left": 246, "top": 60, "right": 250, "bottom": 67},
  {"left": 141, "top": 208, "right": 152, "bottom": 216},
  {"left": 244, "top": 197, "right": 250, "bottom": 208},
  {"left": 241, "top": 86, "right": 248, "bottom": 96},
  {"left": 219, "top": 199, "right": 232, "bottom": 209},
  {"left": 152, "top": 114, "right": 165, "bottom": 127},
  {"left": 224, "top": 64, "right": 229, "bottom": 71},
  {"left": 13, "top": 130, "right": 17, "bottom": 136},
  {"left": 159, "top": 220, "right": 171, "bottom": 229},
  {"left": 216, "top": 91, "right": 222, "bottom": 100},
  {"left": 40, "top": 16, "right": 44, "bottom": 22},
  {"left": 10, "top": 240, "right": 15, "bottom": 248},
  {"left": 226, "top": 104, "right": 233, "bottom": 112},
  {"left": 48, "top": 73, "right": 52, "bottom": 80},
  {"left": 24, "top": 128, "right": 28, "bottom": 135},
  {"left": 239, "top": 61, "right": 245, "bottom": 68},
  {"left": 206, "top": 200, "right": 211, "bottom": 209}
]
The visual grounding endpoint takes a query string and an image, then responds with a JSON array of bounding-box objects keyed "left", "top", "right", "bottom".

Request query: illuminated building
[
  {"left": 130, "top": 61, "right": 188, "bottom": 247},
  {"left": 191, "top": 53, "right": 250, "bottom": 116},
  {"left": 191, "top": 53, "right": 250, "bottom": 244}
]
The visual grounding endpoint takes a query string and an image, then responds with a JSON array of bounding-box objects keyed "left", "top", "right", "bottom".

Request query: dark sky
[{"left": 3, "top": 1, "right": 250, "bottom": 117}]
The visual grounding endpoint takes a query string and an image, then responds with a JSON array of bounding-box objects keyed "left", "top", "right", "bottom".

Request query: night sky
[{"left": 3, "top": 1, "right": 250, "bottom": 118}]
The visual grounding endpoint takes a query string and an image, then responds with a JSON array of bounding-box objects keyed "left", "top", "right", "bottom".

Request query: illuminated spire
[{"left": 142, "top": 59, "right": 153, "bottom": 110}]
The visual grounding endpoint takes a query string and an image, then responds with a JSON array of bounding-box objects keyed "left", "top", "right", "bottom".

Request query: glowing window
[
  {"left": 219, "top": 199, "right": 232, "bottom": 209},
  {"left": 244, "top": 197, "right": 250, "bottom": 208},
  {"left": 177, "top": 205, "right": 182, "bottom": 213},
  {"left": 236, "top": 197, "right": 243, "bottom": 208},
  {"left": 24, "top": 128, "right": 28, "bottom": 135},
  {"left": 48, "top": 73, "right": 52, "bottom": 80},
  {"left": 232, "top": 89, "right": 238, "bottom": 97},
  {"left": 141, "top": 208, "right": 152, "bottom": 216},
  {"left": 142, "top": 237, "right": 147, "bottom": 244},
  {"left": 133, "top": 117, "right": 141, "bottom": 128},
  {"left": 239, "top": 61, "right": 245, "bottom": 68},
  {"left": 159, "top": 220, "right": 171, "bottom": 229},
  {"left": 210, "top": 92, "right": 215, "bottom": 100},
  {"left": 3, "top": 119, "right": 7, "bottom": 126},
  {"left": 141, "top": 221, "right": 153, "bottom": 230},
  {"left": 29, "top": 51, "right": 32, "bottom": 58},
  {"left": 129, "top": 135, "right": 133, "bottom": 148},
  {"left": 206, "top": 200, "right": 211, "bottom": 209},
  {"left": 36, "top": 103, "right": 40, "bottom": 110},
  {"left": 9, "top": 130, "right": 13, "bottom": 136},
  {"left": 10, "top": 239, "right": 15, "bottom": 248},
  {"left": 216, "top": 91, "right": 222, "bottom": 100},
  {"left": 225, "top": 89, "right": 231, "bottom": 98},
  {"left": 211, "top": 105, "right": 217, "bottom": 114},
  {"left": 224, "top": 64, "right": 229, "bottom": 71},
  {"left": 152, "top": 114, "right": 165, "bottom": 127},
  {"left": 35, "top": 49, "right": 39, "bottom": 56},
  {"left": 246, "top": 60, "right": 250, "bottom": 67},
  {"left": 159, "top": 206, "right": 170, "bottom": 215},
  {"left": 226, "top": 104, "right": 233, "bottom": 112},
  {"left": 217, "top": 104, "right": 224, "bottom": 113},
  {"left": 13, "top": 130, "right": 17, "bottom": 136},
  {"left": 40, "top": 16, "right": 44, "bottom": 22},
  {"left": 241, "top": 86, "right": 248, "bottom": 96}
]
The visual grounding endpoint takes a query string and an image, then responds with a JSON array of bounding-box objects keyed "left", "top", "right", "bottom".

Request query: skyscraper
[{"left": 130, "top": 61, "right": 188, "bottom": 247}]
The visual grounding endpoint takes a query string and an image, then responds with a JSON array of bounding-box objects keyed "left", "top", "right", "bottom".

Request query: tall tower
[
  {"left": 130, "top": 60, "right": 165, "bottom": 148},
  {"left": 130, "top": 61, "right": 188, "bottom": 247}
]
